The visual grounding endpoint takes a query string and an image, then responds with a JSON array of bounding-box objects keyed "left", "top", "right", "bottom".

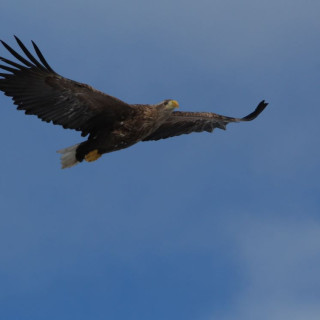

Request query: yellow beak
[{"left": 170, "top": 100, "right": 179, "bottom": 108}]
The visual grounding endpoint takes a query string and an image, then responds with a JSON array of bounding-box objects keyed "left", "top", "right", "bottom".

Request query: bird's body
[
  {"left": 66, "top": 103, "right": 178, "bottom": 167},
  {"left": 0, "top": 37, "right": 268, "bottom": 168}
]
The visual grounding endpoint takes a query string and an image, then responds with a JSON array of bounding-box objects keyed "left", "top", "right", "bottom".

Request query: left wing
[
  {"left": 143, "top": 100, "right": 268, "bottom": 141},
  {"left": 0, "top": 36, "right": 135, "bottom": 138}
]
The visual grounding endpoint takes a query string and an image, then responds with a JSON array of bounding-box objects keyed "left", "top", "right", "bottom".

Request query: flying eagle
[{"left": 0, "top": 37, "right": 268, "bottom": 168}]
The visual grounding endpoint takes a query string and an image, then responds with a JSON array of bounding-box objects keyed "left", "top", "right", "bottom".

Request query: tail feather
[{"left": 57, "top": 143, "right": 80, "bottom": 169}]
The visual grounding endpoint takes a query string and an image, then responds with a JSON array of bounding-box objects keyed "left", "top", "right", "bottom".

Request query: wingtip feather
[{"left": 241, "top": 100, "right": 268, "bottom": 121}]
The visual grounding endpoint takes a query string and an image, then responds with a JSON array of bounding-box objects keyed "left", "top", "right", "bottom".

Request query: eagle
[{"left": 0, "top": 37, "right": 268, "bottom": 168}]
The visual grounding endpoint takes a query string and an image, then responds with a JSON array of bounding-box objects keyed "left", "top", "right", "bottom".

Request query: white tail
[{"left": 56, "top": 143, "right": 80, "bottom": 169}]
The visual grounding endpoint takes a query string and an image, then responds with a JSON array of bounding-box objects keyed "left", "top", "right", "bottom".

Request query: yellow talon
[{"left": 84, "top": 149, "right": 101, "bottom": 162}]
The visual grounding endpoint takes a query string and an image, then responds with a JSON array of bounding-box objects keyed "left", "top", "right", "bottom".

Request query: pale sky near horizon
[{"left": 1, "top": 1, "right": 320, "bottom": 319}]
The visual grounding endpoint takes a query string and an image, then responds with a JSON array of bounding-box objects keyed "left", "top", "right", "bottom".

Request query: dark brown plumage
[{"left": 0, "top": 37, "right": 268, "bottom": 168}]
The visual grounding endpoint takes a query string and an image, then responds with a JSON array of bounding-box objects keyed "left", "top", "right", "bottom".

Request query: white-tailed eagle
[{"left": 0, "top": 37, "right": 268, "bottom": 168}]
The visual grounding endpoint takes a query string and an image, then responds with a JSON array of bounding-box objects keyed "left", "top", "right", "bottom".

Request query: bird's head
[{"left": 161, "top": 99, "right": 179, "bottom": 111}]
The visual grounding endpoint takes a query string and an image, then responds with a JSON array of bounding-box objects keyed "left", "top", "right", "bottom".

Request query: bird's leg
[{"left": 84, "top": 149, "right": 102, "bottom": 162}]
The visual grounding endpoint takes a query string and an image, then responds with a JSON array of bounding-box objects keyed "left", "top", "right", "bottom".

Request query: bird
[{"left": 0, "top": 36, "right": 268, "bottom": 169}]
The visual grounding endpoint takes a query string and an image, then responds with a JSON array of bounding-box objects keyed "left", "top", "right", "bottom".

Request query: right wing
[{"left": 143, "top": 101, "right": 268, "bottom": 141}]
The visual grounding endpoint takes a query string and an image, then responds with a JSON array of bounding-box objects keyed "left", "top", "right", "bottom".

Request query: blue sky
[{"left": 0, "top": 0, "right": 319, "bottom": 319}]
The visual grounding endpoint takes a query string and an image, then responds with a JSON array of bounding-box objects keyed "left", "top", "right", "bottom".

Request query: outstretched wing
[
  {"left": 143, "top": 100, "right": 268, "bottom": 141},
  {"left": 0, "top": 36, "right": 135, "bottom": 137}
]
